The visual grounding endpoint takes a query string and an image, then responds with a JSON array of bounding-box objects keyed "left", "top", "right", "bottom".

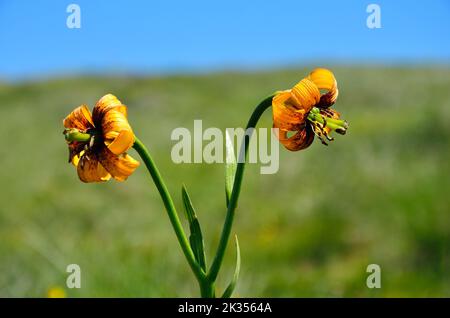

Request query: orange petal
[
  {"left": 93, "top": 94, "right": 128, "bottom": 126},
  {"left": 272, "top": 92, "right": 307, "bottom": 131},
  {"left": 106, "top": 130, "right": 135, "bottom": 155},
  {"left": 308, "top": 68, "right": 338, "bottom": 107},
  {"left": 291, "top": 78, "right": 321, "bottom": 112},
  {"left": 101, "top": 109, "right": 135, "bottom": 154},
  {"left": 77, "top": 153, "right": 111, "bottom": 183},
  {"left": 97, "top": 147, "right": 140, "bottom": 181},
  {"left": 308, "top": 68, "right": 336, "bottom": 90},
  {"left": 274, "top": 125, "right": 314, "bottom": 152},
  {"left": 63, "top": 105, "right": 94, "bottom": 130}
]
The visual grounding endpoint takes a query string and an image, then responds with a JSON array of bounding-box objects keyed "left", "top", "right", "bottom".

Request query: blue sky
[{"left": 0, "top": 0, "right": 449, "bottom": 80}]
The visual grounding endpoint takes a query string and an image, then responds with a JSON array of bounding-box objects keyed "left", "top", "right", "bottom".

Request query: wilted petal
[
  {"left": 97, "top": 147, "right": 140, "bottom": 181},
  {"left": 63, "top": 105, "right": 94, "bottom": 130},
  {"left": 77, "top": 153, "right": 111, "bottom": 183}
]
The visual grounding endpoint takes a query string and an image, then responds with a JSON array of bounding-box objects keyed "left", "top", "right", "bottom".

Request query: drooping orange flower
[
  {"left": 63, "top": 94, "right": 139, "bottom": 182},
  {"left": 272, "top": 68, "right": 348, "bottom": 151}
]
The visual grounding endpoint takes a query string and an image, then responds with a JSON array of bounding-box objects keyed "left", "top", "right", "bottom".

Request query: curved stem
[
  {"left": 133, "top": 137, "right": 205, "bottom": 283},
  {"left": 207, "top": 95, "right": 274, "bottom": 282}
]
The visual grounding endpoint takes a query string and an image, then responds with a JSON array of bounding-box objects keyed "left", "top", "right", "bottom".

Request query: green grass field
[{"left": 1, "top": 66, "right": 449, "bottom": 297}]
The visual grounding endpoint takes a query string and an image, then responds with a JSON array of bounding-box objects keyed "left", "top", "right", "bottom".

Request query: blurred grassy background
[{"left": 0, "top": 66, "right": 449, "bottom": 297}]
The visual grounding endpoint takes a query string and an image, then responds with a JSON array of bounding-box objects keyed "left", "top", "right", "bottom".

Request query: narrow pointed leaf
[
  {"left": 182, "top": 185, "right": 206, "bottom": 271},
  {"left": 225, "top": 130, "right": 237, "bottom": 206},
  {"left": 221, "top": 235, "right": 241, "bottom": 298}
]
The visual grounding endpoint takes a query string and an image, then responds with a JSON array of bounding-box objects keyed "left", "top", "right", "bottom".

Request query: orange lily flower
[
  {"left": 63, "top": 94, "right": 139, "bottom": 182},
  {"left": 272, "top": 68, "right": 348, "bottom": 151}
]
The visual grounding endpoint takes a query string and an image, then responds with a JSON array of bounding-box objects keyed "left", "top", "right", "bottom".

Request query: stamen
[
  {"left": 310, "top": 121, "right": 329, "bottom": 145},
  {"left": 89, "top": 136, "right": 95, "bottom": 148},
  {"left": 306, "top": 106, "right": 348, "bottom": 145}
]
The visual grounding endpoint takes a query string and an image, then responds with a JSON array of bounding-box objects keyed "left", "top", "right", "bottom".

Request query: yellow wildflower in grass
[
  {"left": 272, "top": 68, "right": 348, "bottom": 151},
  {"left": 47, "top": 286, "right": 66, "bottom": 298},
  {"left": 63, "top": 94, "right": 140, "bottom": 182}
]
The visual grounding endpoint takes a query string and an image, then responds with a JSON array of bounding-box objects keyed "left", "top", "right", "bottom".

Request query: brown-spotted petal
[
  {"left": 92, "top": 94, "right": 127, "bottom": 127},
  {"left": 63, "top": 105, "right": 94, "bottom": 131},
  {"left": 97, "top": 147, "right": 140, "bottom": 181},
  {"left": 273, "top": 125, "right": 315, "bottom": 152},
  {"left": 77, "top": 152, "right": 111, "bottom": 183}
]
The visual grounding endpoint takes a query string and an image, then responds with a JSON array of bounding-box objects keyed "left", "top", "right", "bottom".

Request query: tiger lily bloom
[
  {"left": 63, "top": 94, "right": 139, "bottom": 182},
  {"left": 272, "top": 68, "right": 348, "bottom": 151}
]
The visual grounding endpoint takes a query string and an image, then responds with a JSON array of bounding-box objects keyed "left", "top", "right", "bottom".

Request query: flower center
[
  {"left": 306, "top": 107, "right": 348, "bottom": 145},
  {"left": 63, "top": 128, "right": 103, "bottom": 150}
]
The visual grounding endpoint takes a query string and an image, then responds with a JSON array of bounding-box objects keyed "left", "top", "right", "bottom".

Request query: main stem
[
  {"left": 133, "top": 137, "right": 205, "bottom": 284},
  {"left": 207, "top": 95, "right": 274, "bottom": 283}
]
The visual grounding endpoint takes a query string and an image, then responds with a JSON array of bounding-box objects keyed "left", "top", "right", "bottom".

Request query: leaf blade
[
  {"left": 181, "top": 185, "right": 207, "bottom": 271},
  {"left": 225, "top": 130, "right": 237, "bottom": 206},
  {"left": 221, "top": 235, "right": 241, "bottom": 298}
]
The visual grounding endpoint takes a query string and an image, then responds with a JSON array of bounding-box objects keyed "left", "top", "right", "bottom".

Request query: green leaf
[
  {"left": 225, "top": 130, "right": 237, "bottom": 206},
  {"left": 181, "top": 185, "right": 206, "bottom": 271},
  {"left": 221, "top": 235, "right": 241, "bottom": 298}
]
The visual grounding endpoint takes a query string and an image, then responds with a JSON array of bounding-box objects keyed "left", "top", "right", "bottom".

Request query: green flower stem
[
  {"left": 207, "top": 95, "right": 274, "bottom": 283},
  {"left": 200, "top": 280, "right": 215, "bottom": 298},
  {"left": 132, "top": 137, "right": 206, "bottom": 285}
]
